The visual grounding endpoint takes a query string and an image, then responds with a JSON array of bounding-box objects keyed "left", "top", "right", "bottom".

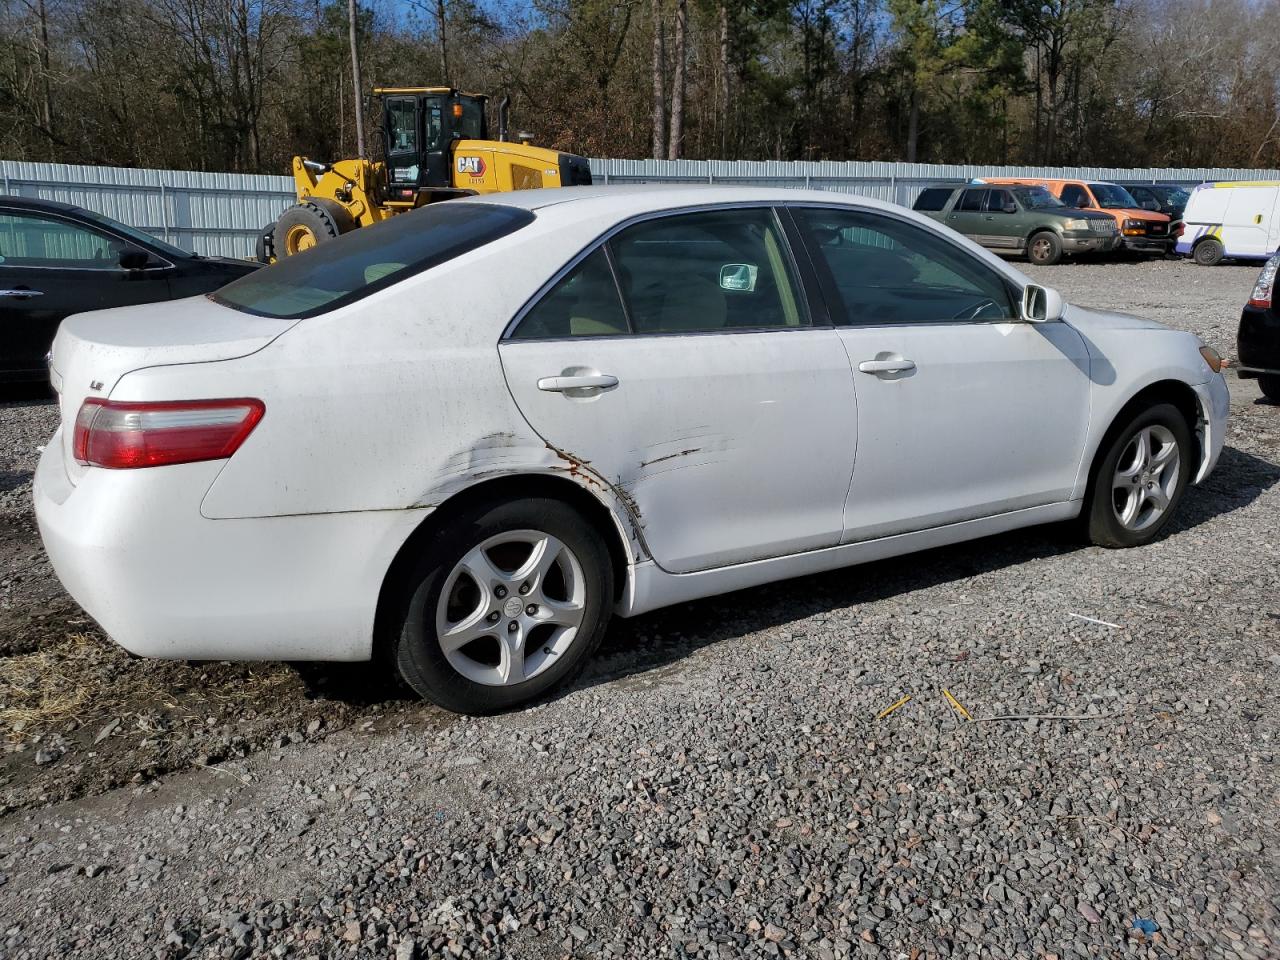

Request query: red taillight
[
  {"left": 1248, "top": 254, "right": 1280, "bottom": 309},
  {"left": 73, "top": 398, "right": 265, "bottom": 469}
]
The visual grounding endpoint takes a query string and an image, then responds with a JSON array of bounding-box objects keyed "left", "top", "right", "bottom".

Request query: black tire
[
  {"left": 1193, "top": 237, "right": 1224, "bottom": 266},
  {"left": 1027, "top": 231, "right": 1063, "bottom": 266},
  {"left": 1082, "top": 402, "right": 1193, "bottom": 548},
  {"left": 274, "top": 200, "right": 352, "bottom": 257},
  {"left": 391, "top": 498, "right": 614, "bottom": 714},
  {"left": 1259, "top": 375, "right": 1280, "bottom": 403},
  {"left": 255, "top": 221, "right": 277, "bottom": 264}
]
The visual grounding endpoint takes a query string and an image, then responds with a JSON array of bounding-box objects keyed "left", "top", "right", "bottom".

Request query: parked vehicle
[
  {"left": 34, "top": 187, "right": 1230, "bottom": 714},
  {"left": 1120, "top": 183, "right": 1191, "bottom": 224},
  {"left": 1237, "top": 251, "right": 1280, "bottom": 400},
  {"left": 0, "top": 197, "right": 258, "bottom": 383},
  {"left": 1174, "top": 180, "right": 1280, "bottom": 265},
  {"left": 985, "top": 178, "right": 1173, "bottom": 255},
  {"left": 912, "top": 183, "right": 1119, "bottom": 265}
]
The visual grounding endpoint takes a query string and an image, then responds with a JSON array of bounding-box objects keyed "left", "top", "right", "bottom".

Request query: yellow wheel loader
[{"left": 258, "top": 88, "right": 593, "bottom": 261}]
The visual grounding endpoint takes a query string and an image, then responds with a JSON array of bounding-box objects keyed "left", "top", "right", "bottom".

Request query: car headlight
[
  {"left": 1198, "top": 343, "right": 1228, "bottom": 373},
  {"left": 1123, "top": 219, "right": 1143, "bottom": 230},
  {"left": 1064, "top": 219, "right": 1090, "bottom": 230}
]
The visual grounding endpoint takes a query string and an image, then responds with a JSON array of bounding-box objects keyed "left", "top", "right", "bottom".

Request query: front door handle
[
  {"left": 858, "top": 358, "right": 916, "bottom": 374},
  {"left": 537, "top": 373, "right": 619, "bottom": 393},
  {"left": 0, "top": 288, "right": 43, "bottom": 299}
]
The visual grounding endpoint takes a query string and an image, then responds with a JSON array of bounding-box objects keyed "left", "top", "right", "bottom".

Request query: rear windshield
[{"left": 214, "top": 202, "right": 535, "bottom": 319}]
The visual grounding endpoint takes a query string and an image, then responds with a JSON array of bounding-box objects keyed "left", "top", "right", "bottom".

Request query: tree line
[{"left": 1, "top": 0, "right": 1277, "bottom": 176}]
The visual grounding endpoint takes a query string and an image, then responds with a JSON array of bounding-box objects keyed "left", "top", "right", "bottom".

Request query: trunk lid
[{"left": 50, "top": 295, "right": 296, "bottom": 484}]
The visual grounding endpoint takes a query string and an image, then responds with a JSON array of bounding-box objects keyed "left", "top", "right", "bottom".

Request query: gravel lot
[{"left": 0, "top": 258, "right": 1277, "bottom": 959}]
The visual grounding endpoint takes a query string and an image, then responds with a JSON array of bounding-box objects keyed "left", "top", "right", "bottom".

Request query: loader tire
[{"left": 275, "top": 199, "right": 352, "bottom": 257}]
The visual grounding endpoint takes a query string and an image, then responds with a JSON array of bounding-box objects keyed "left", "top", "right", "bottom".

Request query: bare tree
[
  {"left": 650, "top": 0, "right": 664, "bottom": 158},
  {"left": 348, "top": 0, "right": 365, "bottom": 157},
  {"left": 666, "top": 0, "right": 684, "bottom": 159}
]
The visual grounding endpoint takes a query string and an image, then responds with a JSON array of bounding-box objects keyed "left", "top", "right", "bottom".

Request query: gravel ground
[{"left": 0, "top": 258, "right": 1277, "bottom": 959}]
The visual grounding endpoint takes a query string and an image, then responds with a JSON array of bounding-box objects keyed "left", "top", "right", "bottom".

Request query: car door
[
  {"left": 981, "top": 188, "right": 1022, "bottom": 249},
  {"left": 0, "top": 209, "right": 172, "bottom": 379},
  {"left": 498, "top": 205, "right": 858, "bottom": 574},
  {"left": 788, "top": 205, "right": 1091, "bottom": 543},
  {"left": 945, "top": 188, "right": 987, "bottom": 243}
]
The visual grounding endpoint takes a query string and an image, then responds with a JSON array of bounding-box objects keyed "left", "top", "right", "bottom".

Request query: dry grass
[{"left": 0, "top": 632, "right": 102, "bottom": 740}]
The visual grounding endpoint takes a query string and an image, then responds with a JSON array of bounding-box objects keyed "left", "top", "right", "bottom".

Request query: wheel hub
[{"left": 1111, "top": 424, "right": 1180, "bottom": 532}]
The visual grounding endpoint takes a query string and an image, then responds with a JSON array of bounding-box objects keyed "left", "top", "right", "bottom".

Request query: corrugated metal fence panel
[
  {"left": 0, "top": 161, "right": 294, "bottom": 258},
  {"left": 5, "top": 158, "right": 1280, "bottom": 258}
]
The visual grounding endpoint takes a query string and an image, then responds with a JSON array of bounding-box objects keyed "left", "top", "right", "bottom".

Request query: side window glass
[
  {"left": 794, "top": 207, "right": 1017, "bottom": 326},
  {"left": 957, "top": 189, "right": 986, "bottom": 212},
  {"left": 0, "top": 213, "right": 118, "bottom": 269},
  {"left": 609, "top": 208, "right": 806, "bottom": 333},
  {"left": 510, "top": 247, "right": 629, "bottom": 339},
  {"left": 986, "top": 190, "right": 1014, "bottom": 213}
]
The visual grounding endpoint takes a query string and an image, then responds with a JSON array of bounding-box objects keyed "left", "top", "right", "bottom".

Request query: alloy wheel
[
  {"left": 1110, "top": 424, "right": 1181, "bottom": 531},
  {"left": 435, "top": 530, "right": 587, "bottom": 686}
]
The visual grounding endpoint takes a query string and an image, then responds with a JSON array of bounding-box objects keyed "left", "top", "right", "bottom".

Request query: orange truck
[{"left": 985, "top": 178, "right": 1173, "bottom": 255}]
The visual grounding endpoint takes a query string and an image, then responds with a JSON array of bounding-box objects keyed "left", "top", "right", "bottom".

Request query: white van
[{"left": 1175, "top": 180, "right": 1280, "bottom": 265}]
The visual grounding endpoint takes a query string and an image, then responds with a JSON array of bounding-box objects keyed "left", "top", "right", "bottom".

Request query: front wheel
[
  {"left": 1027, "top": 231, "right": 1063, "bottom": 266},
  {"left": 1258, "top": 375, "right": 1280, "bottom": 402},
  {"left": 391, "top": 498, "right": 614, "bottom": 714},
  {"left": 1083, "top": 403, "right": 1192, "bottom": 548},
  {"left": 255, "top": 221, "right": 277, "bottom": 264}
]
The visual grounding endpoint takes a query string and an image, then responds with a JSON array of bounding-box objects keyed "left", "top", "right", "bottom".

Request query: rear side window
[
  {"left": 957, "top": 189, "right": 986, "bottom": 212},
  {"left": 912, "top": 188, "right": 954, "bottom": 212},
  {"left": 214, "top": 203, "right": 534, "bottom": 319},
  {"left": 509, "top": 248, "right": 629, "bottom": 339}
]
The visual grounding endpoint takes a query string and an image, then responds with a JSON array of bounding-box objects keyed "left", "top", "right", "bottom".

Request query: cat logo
[{"left": 456, "top": 156, "right": 487, "bottom": 177}]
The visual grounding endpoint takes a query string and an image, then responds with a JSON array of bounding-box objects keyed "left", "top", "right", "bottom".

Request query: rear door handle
[
  {"left": 858, "top": 359, "right": 916, "bottom": 374},
  {"left": 537, "top": 373, "right": 619, "bottom": 393},
  {"left": 0, "top": 288, "right": 43, "bottom": 299}
]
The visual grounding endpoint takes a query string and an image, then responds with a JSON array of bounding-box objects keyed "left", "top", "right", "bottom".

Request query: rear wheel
[
  {"left": 391, "top": 498, "right": 614, "bottom": 714},
  {"left": 1083, "top": 403, "right": 1192, "bottom": 548},
  {"left": 1027, "top": 231, "right": 1063, "bottom": 266},
  {"left": 1193, "top": 238, "right": 1224, "bottom": 266},
  {"left": 1259, "top": 375, "right": 1280, "bottom": 402},
  {"left": 275, "top": 200, "right": 351, "bottom": 257}
]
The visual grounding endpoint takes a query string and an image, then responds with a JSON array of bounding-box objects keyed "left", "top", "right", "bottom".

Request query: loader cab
[{"left": 377, "top": 87, "right": 489, "bottom": 203}]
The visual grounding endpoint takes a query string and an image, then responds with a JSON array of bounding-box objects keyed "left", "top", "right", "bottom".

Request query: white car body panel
[
  {"left": 32, "top": 185, "right": 1231, "bottom": 664},
  {"left": 837, "top": 319, "right": 1090, "bottom": 541},
  {"left": 499, "top": 327, "right": 858, "bottom": 573}
]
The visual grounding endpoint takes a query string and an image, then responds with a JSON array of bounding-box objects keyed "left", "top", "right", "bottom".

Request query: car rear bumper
[
  {"left": 34, "top": 431, "right": 427, "bottom": 662},
  {"left": 1237, "top": 304, "right": 1280, "bottom": 378}
]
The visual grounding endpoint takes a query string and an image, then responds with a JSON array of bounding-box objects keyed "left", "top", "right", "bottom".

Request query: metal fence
[{"left": 5, "top": 157, "right": 1279, "bottom": 260}]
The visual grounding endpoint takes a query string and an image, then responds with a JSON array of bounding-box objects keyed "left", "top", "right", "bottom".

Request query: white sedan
[{"left": 34, "top": 186, "right": 1230, "bottom": 713}]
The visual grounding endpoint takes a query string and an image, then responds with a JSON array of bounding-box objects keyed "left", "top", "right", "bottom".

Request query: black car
[
  {"left": 1120, "top": 183, "right": 1191, "bottom": 223},
  {"left": 0, "top": 196, "right": 259, "bottom": 383},
  {"left": 1237, "top": 253, "right": 1280, "bottom": 401}
]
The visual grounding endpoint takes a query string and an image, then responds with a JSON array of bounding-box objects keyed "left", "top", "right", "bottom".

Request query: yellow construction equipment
[{"left": 259, "top": 87, "right": 592, "bottom": 261}]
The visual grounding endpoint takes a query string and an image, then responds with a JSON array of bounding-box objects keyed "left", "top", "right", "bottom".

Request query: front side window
[
  {"left": 957, "top": 189, "right": 986, "bottom": 212},
  {"left": 793, "top": 207, "right": 1017, "bottom": 326},
  {"left": 985, "top": 189, "right": 1015, "bottom": 213},
  {"left": 0, "top": 212, "right": 118, "bottom": 269},
  {"left": 510, "top": 248, "right": 628, "bottom": 339},
  {"left": 215, "top": 202, "right": 534, "bottom": 319},
  {"left": 1060, "top": 184, "right": 1092, "bottom": 208},
  {"left": 454, "top": 98, "right": 485, "bottom": 140},
  {"left": 608, "top": 208, "right": 806, "bottom": 333}
]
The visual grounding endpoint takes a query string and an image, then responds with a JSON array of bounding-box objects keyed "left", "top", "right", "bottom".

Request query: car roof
[
  {"left": 0, "top": 194, "right": 85, "bottom": 214},
  {"left": 465, "top": 183, "right": 899, "bottom": 214}
]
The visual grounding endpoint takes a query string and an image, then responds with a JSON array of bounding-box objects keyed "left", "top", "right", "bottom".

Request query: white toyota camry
[{"left": 34, "top": 186, "right": 1230, "bottom": 713}]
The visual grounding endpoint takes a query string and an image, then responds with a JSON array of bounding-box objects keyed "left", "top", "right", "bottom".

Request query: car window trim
[
  {"left": 784, "top": 202, "right": 1027, "bottom": 328},
  {"left": 502, "top": 202, "right": 826, "bottom": 342},
  {"left": 0, "top": 207, "right": 175, "bottom": 272}
]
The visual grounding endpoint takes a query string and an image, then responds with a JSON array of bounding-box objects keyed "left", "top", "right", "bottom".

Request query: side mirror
[
  {"left": 1002, "top": 202, "right": 1017, "bottom": 214},
  {"left": 1021, "top": 283, "right": 1064, "bottom": 323},
  {"left": 117, "top": 247, "right": 151, "bottom": 271}
]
